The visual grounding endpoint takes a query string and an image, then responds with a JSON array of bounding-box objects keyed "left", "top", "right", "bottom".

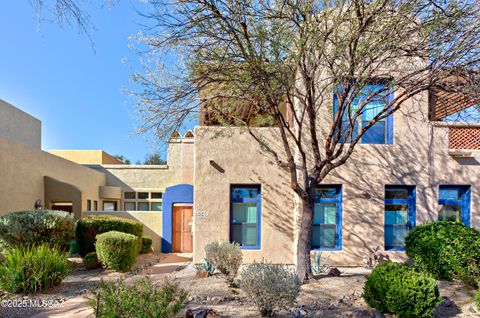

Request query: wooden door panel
[
  {"left": 182, "top": 207, "right": 193, "bottom": 252},
  {"left": 172, "top": 206, "right": 193, "bottom": 253}
]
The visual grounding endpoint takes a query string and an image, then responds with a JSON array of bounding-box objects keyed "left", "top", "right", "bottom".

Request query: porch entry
[{"left": 172, "top": 205, "right": 193, "bottom": 253}]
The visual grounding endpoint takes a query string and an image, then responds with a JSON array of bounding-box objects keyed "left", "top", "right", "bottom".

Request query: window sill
[
  {"left": 385, "top": 247, "right": 405, "bottom": 252},
  {"left": 311, "top": 247, "right": 342, "bottom": 252},
  {"left": 239, "top": 246, "right": 261, "bottom": 250}
]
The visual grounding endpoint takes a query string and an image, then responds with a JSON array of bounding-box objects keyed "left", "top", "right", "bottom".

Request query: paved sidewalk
[{"left": 32, "top": 253, "right": 192, "bottom": 318}]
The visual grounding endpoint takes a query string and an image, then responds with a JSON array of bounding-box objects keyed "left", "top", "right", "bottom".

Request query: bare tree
[{"left": 129, "top": 0, "right": 480, "bottom": 281}]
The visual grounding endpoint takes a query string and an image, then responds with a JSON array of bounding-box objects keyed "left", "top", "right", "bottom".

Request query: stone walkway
[{"left": 31, "top": 253, "right": 192, "bottom": 318}]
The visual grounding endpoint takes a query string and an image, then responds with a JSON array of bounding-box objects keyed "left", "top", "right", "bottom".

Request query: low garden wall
[{"left": 82, "top": 211, "right": 162, "bottom": 251}]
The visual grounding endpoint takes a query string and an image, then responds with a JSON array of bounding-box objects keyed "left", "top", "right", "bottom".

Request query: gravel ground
[
  {"left": 172, "top": 264, "right": 480, "bottom": 318},
  {"left": 0, "top": 252, "right": 165, "bottom": 318}
]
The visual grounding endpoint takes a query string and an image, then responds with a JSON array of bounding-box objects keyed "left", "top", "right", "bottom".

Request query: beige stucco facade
[
  {"left": 0, "top": 99, "right": 41, "bottom": 148},
  {"left": 49, "top": 150, "right": 123, "bottom": 165},
  {"left": 193, "top": 90, "right": 480, "bottom": 266}
]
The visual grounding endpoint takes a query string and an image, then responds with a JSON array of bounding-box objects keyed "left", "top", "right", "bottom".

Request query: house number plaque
[{"left": 195, "top": 211, "right": 207, "bottom": 218}]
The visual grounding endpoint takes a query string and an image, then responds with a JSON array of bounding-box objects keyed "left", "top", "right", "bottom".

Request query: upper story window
[
  {"left": 334, "top": 82, "right": 393, "bottom": 144},
  {"left": 230, "top": 185, "right": 261, "bottom": 249},
  {"left": 312, "top": 185, "right": 342, "bottom": 250},
  {"left": 123, "top": 191, "right": 163, "bottom": 212},
  {"left": 384, "top": 186, "right": 416, "bottom": 251},
  {"left": 438, "top": 185, "right": 471, "bottom": 226}
]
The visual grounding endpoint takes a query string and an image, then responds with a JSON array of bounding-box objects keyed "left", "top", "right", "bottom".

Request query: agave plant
[{"left": 194, "top": 257, "right": 215, "bottom": 276}]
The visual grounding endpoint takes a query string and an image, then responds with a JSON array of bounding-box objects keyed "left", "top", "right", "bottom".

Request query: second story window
[
  {"left": 438, "top": 185, "right": 471, "bottom": 226},
  {"left": 334, "top": 82, "right": 393, "bottom": 144}
]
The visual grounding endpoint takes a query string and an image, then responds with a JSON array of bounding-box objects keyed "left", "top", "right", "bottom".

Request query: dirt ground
[{"left": 172, "top": 264, "right": 480, "bottom": 318}]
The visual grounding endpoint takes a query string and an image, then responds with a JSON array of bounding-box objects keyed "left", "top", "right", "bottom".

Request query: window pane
[
  {"left": 103, "top": 202, "right": 116, "bottom": 211},
  {"left": 151, "top": 202, "right": 162, "bottom": 211},
  {"left": 314, "top": 203, "right": 336, "bottom": 225},
  {"left": 151, "top": 192, "right": 162, "bottom": 199},
  {"left": 232, "top": 203, "right": 246, "bottom": 223},
  {"left": 320, "top": 225, "right": 336, "bottom": 248},
  {"left": 138, "top": 192, "right": 149, "bottom": 199},
  {"left": 243, "top": 224, "right": 257, "bottom": 246},
  {"left": 137, "top": 202, "right": 149, "bottom": 211},
  {"left": 311, "top": 225, "right": 320, "bottom": 248},
  {"left": 232, "top": 187, "right": 259, "bottom": 200},
  {"left": 124, "top": 192, "right": 135, "bottom": 199},
  {"left": 385, "top": 188, "right": 409, "bottom": 200},
  {"left": 124, "top": 202, "right": 136, "bottom": 211},
  {"left": 385, "top": 225, "right": 408, "bottom": 248},
  {"left": 315, "top": 188, "right": 338, "bottom": 199},
  {"left": 385, "top": 205, "right": 408, "bottom": 225},
  {"left": 439, "top": 205, "right": 461, "bottom": 222},
  {"left": 440, "top": 188, "right": 462, "bottom": 200},
  {"left": 362, "top": 121, "right": 385, "bottom": 144},
  {"left": 363, "top": 101, "right": 384, "bottom": 120},
  {"left": 232, "top": 224, "right": 243, "bottom": 244},
  {"left": 245, "top": 204, "right": 257, "bottom": 223}
]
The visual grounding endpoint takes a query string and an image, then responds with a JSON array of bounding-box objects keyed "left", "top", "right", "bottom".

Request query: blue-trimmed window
[
  {"left": 438, "top": 185, "right": 471, "bottom": 226},
  {"left": 230, "top": 185, "right": 261, "bottom": 249},
  {"left": 334, "top": 82, "right": 393, "bottom": 144},
  {"left": 311, "top": 185, "right": 342, "bottom": 250},
  {"left": 384, "top": 186, "right": 416, "bottom": 251}
]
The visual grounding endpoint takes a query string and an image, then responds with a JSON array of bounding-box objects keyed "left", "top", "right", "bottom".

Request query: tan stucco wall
[
  {"left": 83, "top": 211, "right": 163, "bottom": 251},
  {"left": 0, "top": 134, "right": 106, "bottom": 217},
  {"left": 49, "top": 150, "right": 123, "bottom": 165},
  {"left": 0, "top": 99, "right": 41, "bottom": 148},
  {"left": 193, "top": 89, "right": 480, "bottom": 266}
]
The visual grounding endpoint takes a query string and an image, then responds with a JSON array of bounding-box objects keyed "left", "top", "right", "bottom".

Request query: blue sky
[{"left": 0, "top": 1, "right": 183, "bottom": 162}]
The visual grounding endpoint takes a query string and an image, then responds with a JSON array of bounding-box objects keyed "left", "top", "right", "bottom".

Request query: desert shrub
[
  {"left": 364, "top": 262, "right": 441, "bottom": 318},
  {"left": 205, "top": 241, "right": 242, "bottom": 282},
  {"left": 241, "top": 261, "right": 300, "bottom": 317},
  {"left": 140, "top": 236, "right": 153, "bottom": 254},
  {"left": 0, "top": 244, "right": 71, "bottom": 294},
  {"left": 95, "top": 231, "right": 138, "bottom": 272},
  {"left": 194, "top": 258, "right": 216, "bottom": 276},
  {"left": 405, "top": 221, "right": 480, "bottom": 284},
  {"left": 83, "top": 252, "right": 100, "bottom": 269},
  {"left": 75, "top": 215, "right": 143, "bottom": 256},
  {"left": 0, "top": 210, "right": 74, "bottom": 251},
  {"left": 88, "top": 277, "right": 188, "bottom": 318}
]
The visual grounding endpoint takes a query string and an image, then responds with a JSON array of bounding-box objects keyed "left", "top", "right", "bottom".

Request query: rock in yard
[
  {"left": 439, "top": 296, "right": 454, "bottom": 307},
  {"left": 351, "top": 308, "right": 384, "bottom": 318},
  {"left": 195, "top": 270, "right": 209, "bottom": 279},
  {"left": 186, "top": 307, "right": 221, "bottom": 318},
  {"left": 328, "top": 267, "right": 341, "bottom": 276}
]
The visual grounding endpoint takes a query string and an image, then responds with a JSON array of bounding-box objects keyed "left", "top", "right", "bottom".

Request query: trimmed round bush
[
  {"left": 96, "top": 231, "right": 138, "bottom": 272},
  {"left": 405, "top": 221, "right": 480, "bottom": 282},
  {"left": 0, "top": 210, "right": 74, "bottom": 251},
  {"left": 364, "top": 262, "right": 441, "bottom": 318},
  {"left": 140, "top": 236, "right": 153, "bottom": 254},
  {"left": 0, "top": 244, "right": 72, "bottom": 294},
  {"left": 205, "top": 241, "right": 242, "bottom": 282},
  {"left": 241, "top": 261, "right": 300, "bottom": 317},
  {"left": 83, "top": 252, "right": 101, "bottom": 269},
  {"left": 76, "top": 215, "right": 143, "bottom": 256}
]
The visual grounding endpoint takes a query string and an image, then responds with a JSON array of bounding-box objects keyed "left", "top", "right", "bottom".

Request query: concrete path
[{"left": 31, "top": 253, "right": 192, "bottom": 318}]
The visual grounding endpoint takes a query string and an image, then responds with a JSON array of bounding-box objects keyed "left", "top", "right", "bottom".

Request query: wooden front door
[{"left": 172, "top": 206, "right": 193, "bottom": 253}]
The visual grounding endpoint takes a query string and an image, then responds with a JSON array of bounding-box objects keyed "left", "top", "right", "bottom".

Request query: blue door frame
[{"left": 162, "top": 184, "right": 194, "bottom": 253}]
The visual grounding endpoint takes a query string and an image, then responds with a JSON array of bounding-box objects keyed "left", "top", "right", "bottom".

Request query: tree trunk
[{"left": 293, "top": 193, "right": 314, "bottom": 282}]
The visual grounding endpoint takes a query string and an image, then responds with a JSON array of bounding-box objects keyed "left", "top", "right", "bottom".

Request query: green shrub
[
  {"left": 96, "top": 231, "right": 138, "bottom": 272},
  {"left": 405, "top": 221, "right": 480, "bottom": 284},
  {"left": 241, "top": 261, "right": 300, "bottom": 317},
  {"left": 364, "top": 262, "right": 441, "bottom": 318},
  {"left": 140, "top": 236, "right": 153, "bottom": 254},
  {"left": 88, "top": 277, "right": 188, "bottom": 318},
  {"left": 75, "top": 215, "right": 143, "bottom": 256},
  {"left": 205, "top": 241, "right": 242, "bottom": 282},
  {"left": 83, "top": 252, "right": 100, "bottom": 269},
  {"left": 475, "top": 289, "right": 480, "bottom": 311},
  {"left": 0, "top": 244, "right": 71, "bottom": 294},
  {"left": 0, "top": 210, "right": 74, "bottom": 251}
]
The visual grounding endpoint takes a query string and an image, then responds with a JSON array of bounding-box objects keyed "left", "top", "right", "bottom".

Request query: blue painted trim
[
  {"left": 312, "top": 185, "right": 342, "bottom": 251},
  {"left": 386, "top": 85, "right": 394, "bottom": 144},
  {"left": 384, "top": 185, "right": 416, "bottom": 251},
  {"left": 161, "top": 184, "right": 194, "bottom": 253},
  {"left": 230, "top": 185, "right": 262, "bottom": 250},
  {"left": 438, "top": 185, "right": 471, "bottom": 226}
]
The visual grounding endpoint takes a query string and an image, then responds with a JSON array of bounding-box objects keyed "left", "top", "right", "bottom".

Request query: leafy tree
[
  {"left": 129, "top": 0, "right": 480, "bottom": 280},
  {"left": 113, "top": 154, "right": 131, "bottom": 165},
  {"left": 144, "top": 153, "right": 167, "bottom": 165}
]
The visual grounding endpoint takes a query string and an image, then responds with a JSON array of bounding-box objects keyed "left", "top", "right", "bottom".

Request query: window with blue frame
[
  {"left": 334, "top": 82, "right": 393, "bottom": 144},
  {"left": 384, "top": 186, "right": 416, "bottom": 250},
  {"left": 438, "top": 185, "right": 471, "bottom": 226},
  {"left": 230, "top": 185, "right": 261, "bottom": 249},
  {"left": 311, "top": 186, "right": 342, "bottom": 250}
]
